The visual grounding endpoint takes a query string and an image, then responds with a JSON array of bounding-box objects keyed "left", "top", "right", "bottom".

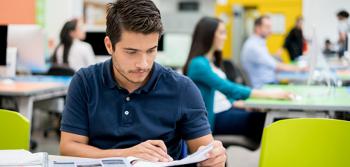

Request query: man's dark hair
[
  {"left": 337, "top": 10, "right": 349, "bottom": 18},
  {"left": 254, "top": 15, "right": 270, "bottom": 28},
  {"left": 106, "top": 0, "right": 163, "bottom": 50}
]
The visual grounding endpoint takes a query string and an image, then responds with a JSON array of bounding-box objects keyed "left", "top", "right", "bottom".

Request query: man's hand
[
  {"left": 125, "top": 140, "right": 173, "bottom": 162},
  {"left": 198, "top": 140, "right": 226, "bottom": 167}
]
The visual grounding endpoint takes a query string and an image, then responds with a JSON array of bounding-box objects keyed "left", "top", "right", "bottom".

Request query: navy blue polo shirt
[{"left": 61, "top": 59, "right": 211, "bottom": 159}]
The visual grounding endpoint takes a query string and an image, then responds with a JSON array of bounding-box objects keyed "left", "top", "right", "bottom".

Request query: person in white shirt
[
  {"left": 241, "top": 15, "right": 305, "bottom": 88},
  {"left": 52, "top": 18, "right": 95, "bottom": 71}
]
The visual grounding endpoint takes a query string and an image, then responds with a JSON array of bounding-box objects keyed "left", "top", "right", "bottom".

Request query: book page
[{"left": 50, "top": 157, "right": 131, "bottom": 167}]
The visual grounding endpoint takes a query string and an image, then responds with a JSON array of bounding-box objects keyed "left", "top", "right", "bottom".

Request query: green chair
[
  {"left": 0, "top": 109, "right": 30, "bottom": 150},
  {"left": 259, "top": 118, "right": 350, "bottom": 167}
]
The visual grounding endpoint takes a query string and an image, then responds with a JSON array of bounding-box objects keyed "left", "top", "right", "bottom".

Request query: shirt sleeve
[
  {"left": 60, "top": 71, "right": 89, "bottom": 136},
  {"left": 249, "top": 47, "right": 277, "bottom": 71},
  {"left": 188, "top": 58, "right": 252, "bottom": 101},
  {"left": 178, "top": 78, "right": 211, "bottom": 140}
]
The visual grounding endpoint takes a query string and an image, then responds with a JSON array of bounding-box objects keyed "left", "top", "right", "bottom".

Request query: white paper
[
  {"left": 132, "top": 143, "right": 214, "bottom": 167},
  {"left": 0, "top": 150, "right": 47, "bottom": 167}
]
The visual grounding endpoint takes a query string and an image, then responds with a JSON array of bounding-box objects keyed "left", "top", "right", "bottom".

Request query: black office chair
[
  {"left": 47, "top": 65, "right": 75, "bottom": 76},
  {"left": 214, "top": 135, "right": 259, "bottom": 151},
  {"left": 222, "top": 60, "right": 252, "bottom": 87}
]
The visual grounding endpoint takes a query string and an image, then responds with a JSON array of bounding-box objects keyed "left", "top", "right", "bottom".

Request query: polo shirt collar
[
  {"left": 102, "top": 59, "right": 162, "bottom": 93},
  {"left": 135, "top": 63, "right": 162, "bottom": 94}
]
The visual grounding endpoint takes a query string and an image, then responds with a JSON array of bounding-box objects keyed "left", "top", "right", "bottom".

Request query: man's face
[
  {"left": 257, "top": 18, "right": 272, "bottom": 38},
  {"left": 105, "top": 30, "right": 159, "bottom": 85}
]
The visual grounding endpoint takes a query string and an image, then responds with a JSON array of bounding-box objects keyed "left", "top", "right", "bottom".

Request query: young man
[
  {"left": 59, "top": 0, "right": 226, "bottom": 166},
  {"left": 241, "top": 15, "right": 305, "bottom": 88}
]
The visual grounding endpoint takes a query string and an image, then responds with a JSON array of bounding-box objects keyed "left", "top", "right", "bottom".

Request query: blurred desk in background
[
  {"left": 276, "top": 69, "right": 350, "bottom": 86},
  {"left": 245, "top": 84, "right": 350, "bottom": 126},
  {"left": 0, "top": 75, "right": 71, "bottom": 124}
]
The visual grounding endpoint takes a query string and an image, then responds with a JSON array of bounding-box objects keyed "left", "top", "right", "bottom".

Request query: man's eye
[
  {"left": 126, "top": 51, "right": 137, "bottom": 54},
  {"left": 147, "top": 49, "right": 156, "bottom": 54}
]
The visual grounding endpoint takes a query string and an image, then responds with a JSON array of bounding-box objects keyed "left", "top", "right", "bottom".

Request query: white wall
[
  {"left": 45, "top": 0, "right": 83, "bottom": 42},
  {"left": 303, "top": 0, "right": 350, "bottom": 45},
  {"left": 156, "top": 0, "right": 215, "bottom": 33}
]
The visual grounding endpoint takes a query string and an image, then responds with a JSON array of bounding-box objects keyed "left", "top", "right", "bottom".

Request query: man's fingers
[
  {"left": 199, "top": 154, "right": 226, "bottom": 167},
  {"left": 139, "top": 153, "right": 160, "bottom": 162},
  {"left": 147, "top": 140, "right": 173, "bottom": 160},
  {"left": 144, "top": 142, "right": 172, "bottom": 161},
  {"left": 148, "top": 140, "right": 167, "bottom": 152},
  {"left": 198, "top": 141, "right": 226, "bottom": 166},
  {"left": 208, "top": 145, "right": 225, "bottom": 158},
  {"left": 197, "top": 145, "right": 205, "bottom": 151}
]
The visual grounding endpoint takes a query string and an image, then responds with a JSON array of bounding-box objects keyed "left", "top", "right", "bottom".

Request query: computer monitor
[
  {"left": 158, "top": 34, "right": 164, "bottom": 52},
  {"left": 7, "top": 24, "right": 47, "bottom": 73},
  {"left": 0, "top": 25, "right": 7, "bottom": 66},
  {"left": 84, "top": 31, "right": 109, "bottom": 56}
]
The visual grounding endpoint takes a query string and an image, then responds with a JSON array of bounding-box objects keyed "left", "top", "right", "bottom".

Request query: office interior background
[{"left": 1, "top": 0, "right": 350, "bottom": 167}]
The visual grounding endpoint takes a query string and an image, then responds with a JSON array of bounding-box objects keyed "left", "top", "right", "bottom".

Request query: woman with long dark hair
[
  {"left": 52, "top": 18, "right": 95, "bottom": 71},
  {"left": 183, "top": 17, "right": 292, "bottom": 143}
]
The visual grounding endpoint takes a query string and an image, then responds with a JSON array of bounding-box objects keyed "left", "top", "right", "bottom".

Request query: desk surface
[
  {"left": 11, "top": 75, "right": 72, "bottom": 85},
  {"left": 0, "top": 82, "right": 66, "bottom": 96},
  {"left": 0, "top": 76, "right": 71, "bottom": 96},
  {"left": 245, "top": 85, "right": 350, "bottom": 111}
]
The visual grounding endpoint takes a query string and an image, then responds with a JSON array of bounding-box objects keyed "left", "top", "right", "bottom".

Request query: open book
[
  {"left": 0, "top": 150, "right": 48, "bottom": 167},
  {"left": 51, "top": 143, "right": 214, "bottom": 167}
]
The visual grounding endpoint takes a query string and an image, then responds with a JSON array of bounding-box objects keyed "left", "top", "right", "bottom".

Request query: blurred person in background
[
  {"left": 284, "top": 16, "right": 306, "bottom": 61},
  {"left": 241, "top": 15, "right": 306, "bottom": 88},
  {"left": 52, "top": 18, "right": 95, "bottom": 71},
  {"left": 336, "top": 10, "right": 350, "bottom": 57},
  {"left": 323, "top": 39, "right": 337, "bottom": 56},
  {"left": 183, "top": 17, "right": 293, "bottom": 145}
]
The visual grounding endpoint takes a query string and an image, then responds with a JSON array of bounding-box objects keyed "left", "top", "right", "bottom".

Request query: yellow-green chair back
[
  {"left": 259, "top": 118, "right": 350, "bottom": 167},
  {"left": 0, "top": 109, "right": 30, "bottom": 150}
]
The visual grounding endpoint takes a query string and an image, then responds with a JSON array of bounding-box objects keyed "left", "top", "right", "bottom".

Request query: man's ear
[{"left": 104, "top": 36, "right": 114, "bottom": 55}]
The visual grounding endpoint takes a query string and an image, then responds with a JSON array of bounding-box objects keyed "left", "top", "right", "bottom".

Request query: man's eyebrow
[
  {"left": 123, "top": 48, "right": 139, "bottom": 51},
  {"left": 147, "top": 45, "right": 158, "bottom": 50},
  {"left": 123, "top": 45, "right": 158, "bottom": 51}
]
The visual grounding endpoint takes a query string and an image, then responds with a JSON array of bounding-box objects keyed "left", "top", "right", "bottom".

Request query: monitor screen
[
  {"left": 0, "top": 25, "right": 7, "bottom": 66},
  {"left": 158, "top": 34, "right": 164, "bottom": 52},
  {"left": 84, "top": 32, "right": 109, "bottom": 56}
]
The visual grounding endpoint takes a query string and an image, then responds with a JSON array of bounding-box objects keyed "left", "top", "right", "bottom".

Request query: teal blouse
[{"left": 187, "top": 56, "right": 252, "bottom": 129}]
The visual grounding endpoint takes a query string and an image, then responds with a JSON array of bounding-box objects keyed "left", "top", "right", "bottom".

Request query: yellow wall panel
[{"left": 215, "top": 0, "right": 302, "bottom": 63}]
